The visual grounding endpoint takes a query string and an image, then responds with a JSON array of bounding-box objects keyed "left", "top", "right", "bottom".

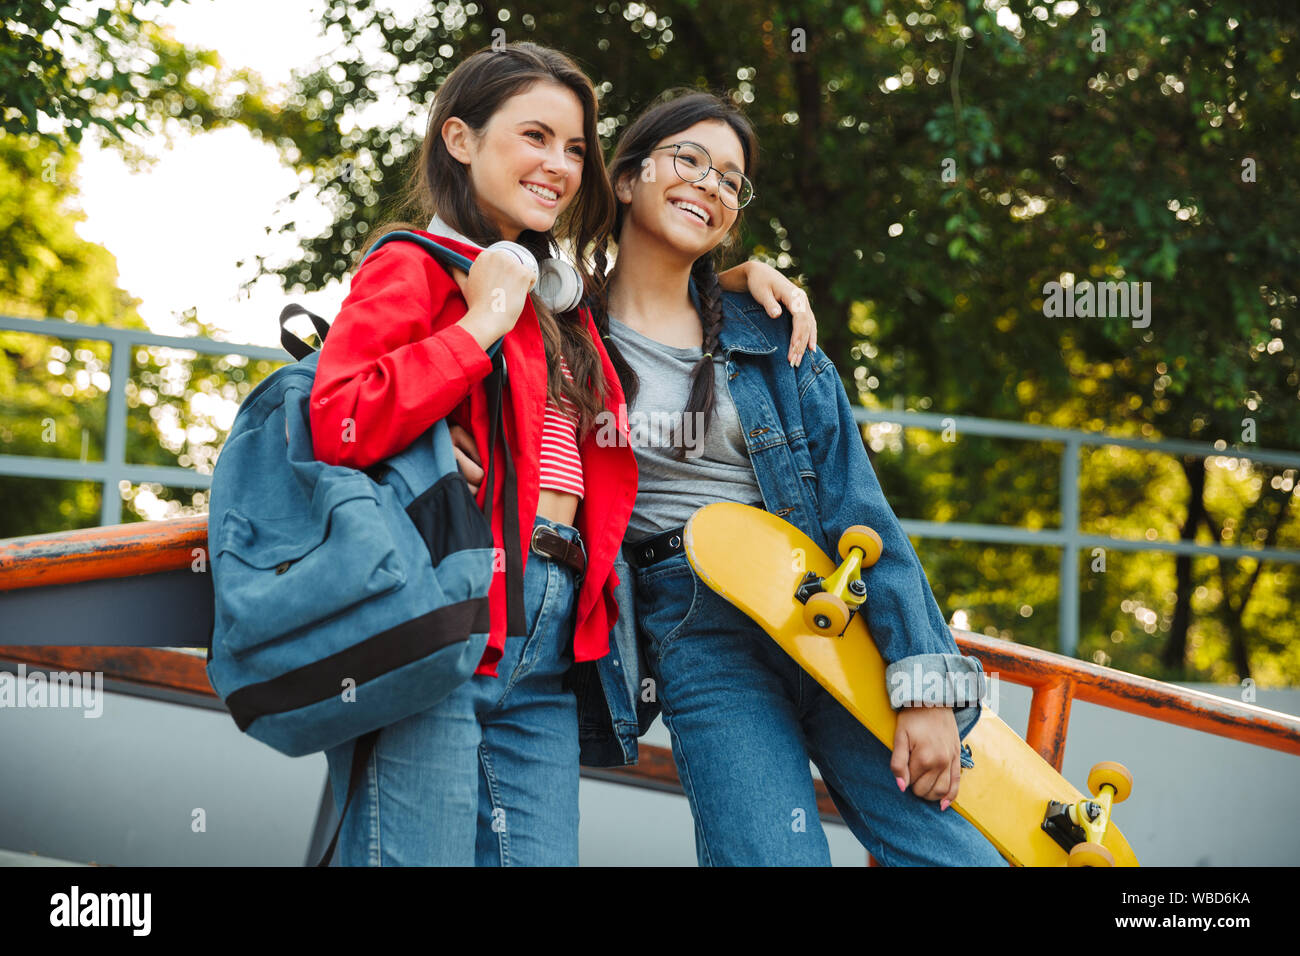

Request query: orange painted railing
[{"left": 1, "top": 517, "right": 1298, "bottom": 822}]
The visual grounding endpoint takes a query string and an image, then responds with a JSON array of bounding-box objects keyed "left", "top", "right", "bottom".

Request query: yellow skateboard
[{"left": 683, "top": 502, "right": 1139, "bottom": 867}]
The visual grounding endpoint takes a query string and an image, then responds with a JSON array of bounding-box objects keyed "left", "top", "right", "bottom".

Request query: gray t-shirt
[{"left": 608, "top": 317, "right": 763, "bottom": 540}]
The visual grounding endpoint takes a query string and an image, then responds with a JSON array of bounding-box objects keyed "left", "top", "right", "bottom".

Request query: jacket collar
[
  {"left": 426, "top": 213, "right": 479, "bottom": 248},
  {"left": 688, "top": 276, "right": 780, "bottom": 357}
]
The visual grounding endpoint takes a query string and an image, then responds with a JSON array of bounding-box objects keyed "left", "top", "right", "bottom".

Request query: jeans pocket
[
  {"left": 634, "top": 560, "right": 699, "bottom": 654},
  {"left": 960, "top": 742, "right": 974, "bottom": 770},
  {"left": 522, "top": 559, "right": 549, "bottom": 643},
  {"left": 500, "top": 557, "right": 554, "bottom": 692}
]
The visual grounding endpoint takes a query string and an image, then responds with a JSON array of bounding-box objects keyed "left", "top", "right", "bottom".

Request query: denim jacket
[{"left": 571, "top": 288, "right": 987, "bottom": 767}]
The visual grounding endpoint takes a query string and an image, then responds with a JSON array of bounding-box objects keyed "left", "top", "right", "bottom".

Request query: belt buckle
[{"left": 531, "top": 525, "right": 585, "bottom": 581}]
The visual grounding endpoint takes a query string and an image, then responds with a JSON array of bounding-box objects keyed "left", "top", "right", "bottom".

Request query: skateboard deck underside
[{"left": 683, "top": 503, "right": 1138, "bottom": 867}]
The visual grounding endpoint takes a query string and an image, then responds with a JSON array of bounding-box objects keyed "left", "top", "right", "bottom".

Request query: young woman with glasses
[{"left": 581, "top": 90, "right": 1007, "bottom": 866}]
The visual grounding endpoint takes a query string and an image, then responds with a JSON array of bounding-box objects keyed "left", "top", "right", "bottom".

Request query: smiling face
[
  {"left": 616, "top": 119, "right": 745, "bottom": 260},
  {"left": 442, "top": 80, "right": 588, "bottom": 241}
]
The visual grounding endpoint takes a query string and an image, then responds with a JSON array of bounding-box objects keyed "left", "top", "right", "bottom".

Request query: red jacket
[{"left": 309, "top": 231, "right": 639, "bottom": 677}]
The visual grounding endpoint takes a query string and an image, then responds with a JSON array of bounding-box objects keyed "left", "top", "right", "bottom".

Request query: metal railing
[
  {"left": 0, "top": 315, "right": 285, "bottom": 528},
  {"left": 855, "top": 408, "right": 1300, "bottom": 655},
  {"left": 3, "top": 313, "right": 1299, "bottom": 657},
  {"left": 4, "top": 515, "right": 1297, "bottom": 766},
  {"left": 0, "top": 516, "right": 1297, "bottom": 864}
]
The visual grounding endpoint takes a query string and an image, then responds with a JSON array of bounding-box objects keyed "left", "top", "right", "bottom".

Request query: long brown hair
[
  {"left": 590, "top": 89, "right": 759, "bottom": 459},
  {"left": 360, "top": 42, "right": 616, "bottom": 432}
]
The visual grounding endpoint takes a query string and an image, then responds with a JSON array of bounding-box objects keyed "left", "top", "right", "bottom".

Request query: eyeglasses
[{"left": 652, "top": 141, "right": 754, "bottom": 209}]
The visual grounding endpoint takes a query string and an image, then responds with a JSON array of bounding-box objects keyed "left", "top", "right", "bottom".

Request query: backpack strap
[
  {"left": 482, "top": 348, "right": 526, "bottom": 636},
  {"left": 280, "top": 304, "right": 331, "bottom": 361},
  {"left": 315, "top": 728, "right": 380, "bottom": 867},
  {"left": 354, "top": 231, "right": 507, "bottom": 357},
  {"left": 362, "top": 229, "right": 475, "bottom": 276}
]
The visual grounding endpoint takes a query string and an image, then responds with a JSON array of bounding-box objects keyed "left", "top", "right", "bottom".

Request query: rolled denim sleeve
[
  {"left": 886, "top": 652, "right": 987, "bottom": 738},
  {"left": 799, "top": 350, "right": 985, "bottom": 732}
]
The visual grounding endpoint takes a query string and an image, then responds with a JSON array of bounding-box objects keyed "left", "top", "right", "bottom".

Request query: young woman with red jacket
[{"left": 308, "top": 43, "right": 814, "bottom": 866}]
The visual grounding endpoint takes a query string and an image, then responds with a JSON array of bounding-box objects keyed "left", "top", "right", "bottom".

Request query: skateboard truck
[
  {"left": 1040, "top": 761, "right": 1134, "bottom": 866},
  {"left": 1042, "top": 800, "right": 1097, "bottom": 850},
  {"left": 795, "top": 526, "right": 882, "bottom": 636},
  {"left": 795, "top": 574, "right": 868, "bottom": 632}
]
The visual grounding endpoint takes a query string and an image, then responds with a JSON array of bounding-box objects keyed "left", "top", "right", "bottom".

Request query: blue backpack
[{"left": 205, "top": 232, "right": 524, "bottom": 865}]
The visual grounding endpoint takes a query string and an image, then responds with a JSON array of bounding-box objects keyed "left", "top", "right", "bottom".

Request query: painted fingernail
[
  {"left": 895, "top": 776, "right": 906, "bottom": 791},
  {"left": 940, "top": 798, "right": 950, "bottom": 811}
]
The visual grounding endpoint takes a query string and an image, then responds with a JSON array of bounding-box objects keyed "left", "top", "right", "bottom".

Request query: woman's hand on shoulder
[
  {"left": 717, "top": 260, "right": 817, "bottom": 367},
  {"left": 890, "top": 705, "right": 962, "bottom": 809}
]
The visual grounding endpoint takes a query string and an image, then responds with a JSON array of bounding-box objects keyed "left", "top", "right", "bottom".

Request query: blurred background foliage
[{"left": 1, "top": 0, "right": 1296, "bottom": 683}]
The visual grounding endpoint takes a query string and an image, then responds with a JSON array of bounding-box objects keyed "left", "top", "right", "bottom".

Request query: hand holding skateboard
[{"left": 892, "top": 706, "right": 963, "bottom": 808}]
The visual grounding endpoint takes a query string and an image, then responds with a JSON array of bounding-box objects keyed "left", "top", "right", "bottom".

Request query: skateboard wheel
[
  {"left": 1067, "top": 842, "right": 1115, "bottom": 867},
  {"left": 838, "top": 525, "right": 883, "bottom": 566},
  {"left": 804, "top": 592, "right": 850, "bottom": 635},
  {"left": 1086, "top": 761, "right": 1133, "bottom": 803}
]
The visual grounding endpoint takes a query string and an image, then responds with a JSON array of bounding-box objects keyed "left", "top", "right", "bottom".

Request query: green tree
[
  {"left": 0, "top": 129, "right": 146, "bottom": 534},
  {"left": 1, "top": 1, "right": 295, "bottom": 535},
  {"left": 0, "top": 132, "right": 280, "bottom": 536}
]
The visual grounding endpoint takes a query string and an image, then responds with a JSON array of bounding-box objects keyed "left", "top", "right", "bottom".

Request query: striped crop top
[{"left": 538, "top": 354, "right": 584, "bottom": 498}]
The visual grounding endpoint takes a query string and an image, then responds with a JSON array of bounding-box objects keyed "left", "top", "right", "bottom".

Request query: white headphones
[{"left": 427, "top": 215, "right": 585, "bottom": 313}]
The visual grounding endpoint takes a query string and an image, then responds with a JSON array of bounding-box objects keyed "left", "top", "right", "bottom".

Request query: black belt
[
  {"left": 626, "top": 501, "right": 765, "bottom": 570},
  {"left": 531, "top": 525, "right": 586, "bottom": 577},
  {"left": 625, "top": 525, "right": 685, "bottom": 569}
]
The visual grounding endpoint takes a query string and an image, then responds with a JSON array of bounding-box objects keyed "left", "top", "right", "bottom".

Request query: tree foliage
[{"left": 2, "top": 0, "right": 1297, "bottom": 681}]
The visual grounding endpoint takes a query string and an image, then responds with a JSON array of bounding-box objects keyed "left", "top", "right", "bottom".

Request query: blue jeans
[
  {"left": 324, "top": 515, "right": 582, "bottom": 866},
  {"left": 634, "top": 550, "right": 1007, "bottom": 866}
]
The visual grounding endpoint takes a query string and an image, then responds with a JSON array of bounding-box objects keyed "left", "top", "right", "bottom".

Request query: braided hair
[
  {"left": 590, "top": 89, "right": 759, "bottom": 461},
  {"left": 676, "top": 253, "right": 725, "bottom": 460}
]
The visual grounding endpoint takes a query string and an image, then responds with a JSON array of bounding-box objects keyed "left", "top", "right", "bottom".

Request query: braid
[
  {"left": 674, "top": 253, "right": 724, "bottom": 461},
  {"left": 590, "top": 237, "right": 641, "bottom": 408}
]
